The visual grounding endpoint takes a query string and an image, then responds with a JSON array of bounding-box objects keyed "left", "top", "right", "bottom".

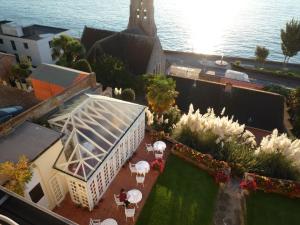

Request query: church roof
[
  {"left": 82, "top": 26, "right": 155, "bottom": 75},
  {"left": 81, "top": 26, "right": 116, "bottom": 53}
]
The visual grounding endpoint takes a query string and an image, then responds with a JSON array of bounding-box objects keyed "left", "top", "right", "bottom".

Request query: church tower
[{"left": 127, "top": 0, "right": 157, "bottom": 37}]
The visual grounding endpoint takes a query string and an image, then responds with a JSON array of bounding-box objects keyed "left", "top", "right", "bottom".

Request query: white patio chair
[
  {"left": 145, "top": 143, "right": 154, "bottom": 154},
  {"left": 129, "top": 162, "right": 137, "bottom": 176},
  {"left": 125, "top": 207, "right": 135, "bottom": 222},
  {"left": 136, "top": 174, "right": 145, "bottom": 187},
  {"left": 114, "top": 194, "right": 125, "bottom": 208},
  {"left": 155, "top": 152, "right": 163, "bottom": 159},
  {"left": 89, "top": 218, "right": 101, "bottom": 225}
]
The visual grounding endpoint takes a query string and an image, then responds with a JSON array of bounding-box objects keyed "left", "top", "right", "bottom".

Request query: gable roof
[
  {"left": 48, "top": 94, "right": 146, "bottom": 181},
  {"left": 31, "top": 64, "right": 89, "bottom": 87},
  {"left": 84, "top": 27, "right": 155, "bottom": 75},
  {"left": 81, "top": 26, "right": 116, "bottom": 53},
  {"left": 0, "top": 121, "right": 61, "bottom": 163}
]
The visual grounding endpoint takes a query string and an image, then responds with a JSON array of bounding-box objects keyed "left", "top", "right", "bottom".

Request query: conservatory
[{"left": 48, "top": 94, "right": 146, "bottom": 210}]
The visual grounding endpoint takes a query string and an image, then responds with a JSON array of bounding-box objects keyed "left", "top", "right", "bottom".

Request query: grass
[
  {"left": 247, "top": 191, "right": 300, "bottom": 225},
  {"left": 136, "top": 155, "right": 219, "bottom": 225}
]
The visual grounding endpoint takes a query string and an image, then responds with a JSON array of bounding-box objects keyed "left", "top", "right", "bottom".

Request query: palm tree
[
  {"left": 281, "top": 19, "right": 300, "bottom": 64},
  {"left": 145, "top": 75, "right": 178, "bottom": 115},
  {"left": 52, "top": 34, "right": 85, "bottom": 67}
]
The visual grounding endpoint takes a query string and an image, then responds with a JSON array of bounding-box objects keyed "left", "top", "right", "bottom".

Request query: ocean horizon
[{"left": 0, "top": 0, "right": 300, "bottom": 63}]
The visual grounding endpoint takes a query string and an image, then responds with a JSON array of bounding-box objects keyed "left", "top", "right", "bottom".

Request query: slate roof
[
  {"left": 82, "top": 26, "right": 155, "bottom": 75},
  {"left": 31, "top": 64, "right": 89, "bottom": 87},
  {"left": 0, "top": 186, "right": 75, "bottom": 225},
  {"left": 0, "top": 121, "right": 61, "bottom": 163}
]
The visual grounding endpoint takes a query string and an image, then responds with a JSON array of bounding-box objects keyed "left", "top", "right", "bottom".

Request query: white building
[
  {"left": 0, "top": 94, "right": 146, "bottom": 211},
  {"left": 0, "top": 21, "right": 69, "bottom": 67}
]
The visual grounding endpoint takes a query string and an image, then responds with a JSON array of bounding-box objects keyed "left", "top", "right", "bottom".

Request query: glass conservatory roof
[{"left": 48, "top": 94, "right": 145, "bottom": 181}]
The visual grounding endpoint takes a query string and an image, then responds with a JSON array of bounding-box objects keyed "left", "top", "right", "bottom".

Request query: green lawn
[
  {"left": 136, "top": 155, "right": 219, "bottom": 225},
  {"left": 247, "top": 191, "right": 300, "bottom": 225}
]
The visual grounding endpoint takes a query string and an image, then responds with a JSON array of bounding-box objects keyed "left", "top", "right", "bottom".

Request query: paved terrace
[{"left": 54, "top": 132, "right": 171, "bottom": 225}]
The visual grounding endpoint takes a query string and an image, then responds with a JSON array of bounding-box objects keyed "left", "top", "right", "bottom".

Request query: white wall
[
  {"left": 0, "top": 31, "right": 68, "bottom": 66},
  {"left": 24, "top": 140, "right": 68, "bottom": 210}
]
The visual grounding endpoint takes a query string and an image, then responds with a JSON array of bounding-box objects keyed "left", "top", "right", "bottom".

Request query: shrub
[
  {"left": 263, "top": 85, "right": 291, "bottom": 98},
  {"left": 235, "top": 60, "right": 241, "bottom": 66},
  {"left": 72, "top": 59, "right": 92, "bottom": 73},
  {"left": 255, "top": 152, "right": 300, "bottom": 181},
  {"left": 121, "top": 88, "right": 135, "bottom": 102}
]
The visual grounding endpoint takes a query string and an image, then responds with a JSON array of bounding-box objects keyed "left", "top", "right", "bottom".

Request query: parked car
[
  {"left": 225, "top": 69, "right": 250, "bottom": 82},
  {"left": 0, "top": 106, "right": 23, "bottom": 123}
]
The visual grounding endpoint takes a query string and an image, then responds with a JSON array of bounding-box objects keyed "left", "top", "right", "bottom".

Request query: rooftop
[
  {"left": 0, "top": 85, "right": 39, "bottom": 109},
  {"left": 0, "top": 121, "right": 61, "bottom": 163},
  {"left": 0, "top": 186, "right": 75, "bottom": 225},
  {"left": 31, "top": 64, "right": 89, "bottom": 87},
  {"left": 48, "top": 94, "right": 146, "bottom": 181},
  {"left": 0, "top": 21, "right": 68, "bottom": 40}
]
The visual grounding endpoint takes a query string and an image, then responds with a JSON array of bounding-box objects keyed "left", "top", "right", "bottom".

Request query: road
[{"left": 166, "top": 52, "right": 300, "bottom": 89}]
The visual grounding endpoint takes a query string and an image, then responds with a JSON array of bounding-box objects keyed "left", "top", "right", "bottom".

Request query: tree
[
  {"left": 144, "top": 74, "right": 178, "bottom": 115},
  {"left": 72, "top": 59, "right": 92, "bottom": 73},
  {"left": 0, "top": 155, "right": 32, "bottom": 196},
  {"left": 52, "top": 34, "right": 85, "bottom": 67},
  {"left": 92, "top": 54, "right": 140, "bottom": 91},
  {"left": 255, "top": 46, "right": 269, "bottom": 66},
  {"left": 11, "top": 57, "right": 32, "bottom": 80},
  {"left": 121, "top": 88, "right": 135, "bottom": 102},
  {"left": 281, "top": 19, "right": 300, "bottom": 64}
]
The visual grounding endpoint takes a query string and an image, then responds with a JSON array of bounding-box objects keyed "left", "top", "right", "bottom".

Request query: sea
[{"left": 0, "top": 0, "right": 300, "bottom": 63}]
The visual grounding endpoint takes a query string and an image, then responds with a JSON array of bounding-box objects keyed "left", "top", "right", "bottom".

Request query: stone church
[{"left": 81, "top": 0, "right": 166, "bottom": 75}]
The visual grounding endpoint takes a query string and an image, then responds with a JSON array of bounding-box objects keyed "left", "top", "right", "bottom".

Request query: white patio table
[
  {"left": 153, "top": 141, "right": 166, "bottom": 153},
  {"left": 135, "top": 161, "right": 150, "bottom": 174},
  {"left": 127, "top": 189, "right": 142, "bottom": 208},
  {"left": 101, "top": 218, "right": 118, "bottom": 225}
]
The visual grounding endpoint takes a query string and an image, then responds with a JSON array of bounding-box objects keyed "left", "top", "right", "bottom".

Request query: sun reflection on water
[{"left": 176, "top": 0, "right": 249, "bottom": 54}]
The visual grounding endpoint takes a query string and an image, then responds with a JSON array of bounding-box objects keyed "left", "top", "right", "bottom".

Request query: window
[
  {"left": 0, "top": 39, "right": 3, "bottom": 44},
  {"left": 23, "top": 42, "right": 29, "bottom": 49},
  {"left": 10, "top": 40, "right": 16, "bottom": 50},
  {"left": 27, "top": 56, "right": 32, "bottom": 62},
  {"left": 29, "top": 183, "right": 44, "bottom": 203},
  {"left": 49, "top": 40, "right": 53, "bottom": 48},
  {"left": 14, "top": 54, "right": 20, "bottom": 63}
]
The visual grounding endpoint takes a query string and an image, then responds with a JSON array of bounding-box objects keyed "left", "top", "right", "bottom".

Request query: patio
[{"left": 53, "top": 132, "right": 171, "bottom": 225}]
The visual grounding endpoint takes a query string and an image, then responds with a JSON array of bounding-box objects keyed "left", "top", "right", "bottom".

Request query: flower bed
[
  {"left": 171, "top": 142, "right": 230, "bottom": 177},
  {"left": 244, "top": 173, "right": 300, "bottom": 198}
]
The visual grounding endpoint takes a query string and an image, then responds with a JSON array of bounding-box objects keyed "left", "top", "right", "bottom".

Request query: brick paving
[{"left": 53, "top": 132, "right": 171, "bottom": 225}]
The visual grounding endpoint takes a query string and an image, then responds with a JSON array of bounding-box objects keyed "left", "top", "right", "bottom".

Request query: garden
[
  {"left": 246, "top": 191, "right": 300, "bottom": 225},
  {"left": 136, "top": 154, "right": 219, "bottom": 225}
]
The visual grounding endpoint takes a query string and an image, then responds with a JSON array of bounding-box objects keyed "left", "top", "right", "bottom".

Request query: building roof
[
  {"left": 48, "top": 94, "right": 146, "bottom": 181},
  {"left": 172, "top": 75, "right": 284, "bottom": 131},
  {"left": 0, "top": 21, "right": 68, "bottom": 40},
  {"left": 0, "top": 85, "right": 39, "bottom": 110},
  {"left": 0, "top": 121, "right": 61, "bottom": 163},
  {"left": 0, "top": 186, "right": 76, "bottom": 225},
  {"left": 31, "top": 64, "right": 89, "bottom": 88},
  {"left": 82, "top": 26, "right": 155, "bottom": 75},
  {"left": 81, "top": 26, "right": 116, "bottom": 53}
]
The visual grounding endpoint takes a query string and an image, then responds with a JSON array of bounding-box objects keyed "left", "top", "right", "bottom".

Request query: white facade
[
  {"left": 0, "top": 22, "right": 68, "bottom": 66},
  {"left": 24, "top": 140, "right": 68, "bottom": 210}
]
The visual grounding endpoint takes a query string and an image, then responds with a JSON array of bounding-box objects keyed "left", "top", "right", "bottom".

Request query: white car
[{"left": 225, "top": 70, "right": 250, "bottom": 82}]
